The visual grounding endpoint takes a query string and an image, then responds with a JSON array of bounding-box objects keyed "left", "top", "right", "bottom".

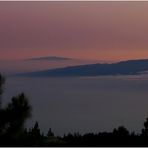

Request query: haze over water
[{"left": 2, "top": 75, "right": 148, "bottom": 136}]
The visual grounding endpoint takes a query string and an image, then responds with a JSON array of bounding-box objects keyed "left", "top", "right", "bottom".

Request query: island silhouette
[{"left": 17, "top": 59, "right": 148, "bottom": 77}]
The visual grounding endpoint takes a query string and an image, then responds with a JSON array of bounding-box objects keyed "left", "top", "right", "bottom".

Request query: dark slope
[{"left": 18, "top": 59, "right": 148, "bottom": 77}]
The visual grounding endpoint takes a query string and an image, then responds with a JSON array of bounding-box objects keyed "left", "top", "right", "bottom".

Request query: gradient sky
[{"left": 0, "top": 1, "right": 148, "bottom": 61}]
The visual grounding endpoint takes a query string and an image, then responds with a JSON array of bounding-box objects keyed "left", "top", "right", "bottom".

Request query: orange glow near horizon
[
  {"left": 1, "top": 48, "right": 148, "bottom": 63},
  {"left": 1, "top": 2, "right": 148, "bottom": 63}
]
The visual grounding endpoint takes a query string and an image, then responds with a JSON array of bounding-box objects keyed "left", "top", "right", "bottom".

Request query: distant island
[
  {"left": 17, "top": 59, "right": 148, "bottom": 77},
  {"left": 26, "top": 56, "right": 72, "bottom": 61}
]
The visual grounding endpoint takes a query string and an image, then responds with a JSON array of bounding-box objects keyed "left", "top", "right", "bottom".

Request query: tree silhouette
[
  {"left": 142, "top": 117, "right": 148, "bottom": 137},
  {"left": 113, "top": 126, "right": 129, "bottom": 137},
  {"left": 0, "top": 93, "right": 32, "bottom": 146},
  {"left": 47, "top": 128, "right": 54, "bottom": 137},
  {"left": 29, "top": 122, "right": 41, "bottom": 138},
  {"left": 0, "top": 74, "right": 5, "bottom": 108},
  {"left": 28, "top": 121, "right": 44, "bottom": 146},
  {"left": 0, "top": 74, "right": 32, "bottom": 146},
  {"left": 0, "top": 74, "right": 6, "bottom": 138},
  {"left": 5, "top": 93, "right": 31, "bottom": 138}
]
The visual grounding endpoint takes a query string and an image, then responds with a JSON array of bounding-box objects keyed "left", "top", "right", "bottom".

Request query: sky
[
  {"left": 0, "top": 1, "right": 148, "bottom": 61},
  {"left": 2, "top": 1, "right": 148, "bottom": 135}
]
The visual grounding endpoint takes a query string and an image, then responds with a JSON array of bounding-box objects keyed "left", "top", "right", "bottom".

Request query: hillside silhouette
[{"left": 18, "top": 59, "right": 148, "bottom": 77}]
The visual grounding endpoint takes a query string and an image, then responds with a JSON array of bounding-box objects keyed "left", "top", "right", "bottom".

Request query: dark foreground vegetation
[{"left": 1, "top": 74, "right": 148, "bottom": 146}]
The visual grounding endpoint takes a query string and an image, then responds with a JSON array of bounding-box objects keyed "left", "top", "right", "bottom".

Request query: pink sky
[{"left": 0, "top": 2, "right": 148, "bottom": 61}]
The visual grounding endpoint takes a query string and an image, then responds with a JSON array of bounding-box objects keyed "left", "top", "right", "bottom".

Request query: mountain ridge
[{"left": 16, "top": 59, "right": 148, "bottom": 77}]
